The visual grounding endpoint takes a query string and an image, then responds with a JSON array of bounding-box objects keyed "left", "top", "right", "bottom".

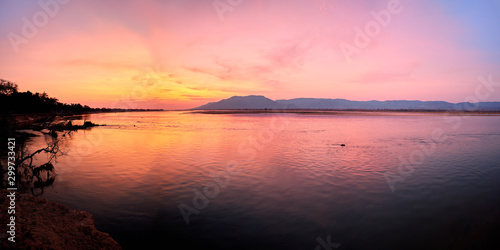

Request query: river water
[{"left": 29, "top": 111, "right": 500, "bottom": 249}]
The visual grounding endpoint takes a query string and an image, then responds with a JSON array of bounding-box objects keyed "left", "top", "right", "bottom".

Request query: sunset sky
[{"left": 1, "top": 0, "right": 500, "bottom": 109}]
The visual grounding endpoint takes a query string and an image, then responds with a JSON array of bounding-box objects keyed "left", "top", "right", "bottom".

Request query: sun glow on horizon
[{"left": 1, "top": 0, "right": 499, "bottom": 109}]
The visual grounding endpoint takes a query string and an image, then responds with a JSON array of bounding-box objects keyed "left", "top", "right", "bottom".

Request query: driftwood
[{"left": 1, "top": 131, "right": 69, "bottom": 196}]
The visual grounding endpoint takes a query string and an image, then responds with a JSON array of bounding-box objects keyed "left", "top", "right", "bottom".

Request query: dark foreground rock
[{"left": 0, "top": 190, "right": 121, "bottom": 249}]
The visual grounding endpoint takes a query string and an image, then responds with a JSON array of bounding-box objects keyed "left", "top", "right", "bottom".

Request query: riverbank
[
  {"left": 1, "top": 113, "right": 123, "bottom": 248},
  {"left": 7, "top": 110, "right": 163, "bottom": 129},
  {"left": 0, "top": 189, "right": 121, "bottom": 249}
]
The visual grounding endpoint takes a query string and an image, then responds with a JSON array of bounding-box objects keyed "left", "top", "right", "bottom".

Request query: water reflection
[
  {"left": 0, "top": 132, "right": 64, "bottom": 195},
  {"left": 19, "top": 112, "right": 500, "bottom": 249},
  {"left": 0, "top": 114, "right": 95, "bottom": 196}
]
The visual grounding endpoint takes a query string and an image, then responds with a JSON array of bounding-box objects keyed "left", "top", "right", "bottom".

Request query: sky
[{"left": 1, "top": 0, "right": 500, "bottom": 109}]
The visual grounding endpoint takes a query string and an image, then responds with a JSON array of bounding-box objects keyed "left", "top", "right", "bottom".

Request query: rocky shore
[{"left": 0, "top": 190, "right": 121, "bottom": 249}]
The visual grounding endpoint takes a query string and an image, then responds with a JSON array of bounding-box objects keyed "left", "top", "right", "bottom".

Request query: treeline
[
  {"left": 0, "top": 79, "right": 163, "bottom": 114},
  {"left": 0, "top": 79, "right": 92, "bottom": 114}
]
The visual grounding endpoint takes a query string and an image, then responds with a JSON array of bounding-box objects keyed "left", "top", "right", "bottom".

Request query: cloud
[
  {"left": 345, "top": 62, "right": 421, "bottom": 84},
  {"left": 1, "top": 0, "right": 500, "bottom": 109}
]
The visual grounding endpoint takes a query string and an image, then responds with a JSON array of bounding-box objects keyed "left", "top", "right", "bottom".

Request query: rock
[{"left": 0, "top": 190, "right": 121, "bottom": 249}]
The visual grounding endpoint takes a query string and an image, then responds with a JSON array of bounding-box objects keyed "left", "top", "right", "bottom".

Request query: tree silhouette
[
  {"left": 0, "top": 79, "right": 18, "bottom": 95},
  {"left": 0, "top": 79, "right": 91, "bottom": 114},
  {"left": 0, "top": 131, "right": 70, "bottom": 195}
]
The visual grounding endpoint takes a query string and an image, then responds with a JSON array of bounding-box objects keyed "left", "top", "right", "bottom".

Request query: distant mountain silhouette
[
  {"left": 193, "top": 95, "right": 500, "bottom": 111},
  {"left": 194, "top": 95, "right": 292, "bottom": 110}
]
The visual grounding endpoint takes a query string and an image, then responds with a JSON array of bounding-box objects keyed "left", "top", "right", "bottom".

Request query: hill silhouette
[{"left": 193, "top": 95, "right": 500, "bottom": 111}]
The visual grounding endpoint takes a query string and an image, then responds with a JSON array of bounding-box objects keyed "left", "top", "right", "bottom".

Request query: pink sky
[{"left": 1, "top": 0, "right": 499, "bottom": 109}]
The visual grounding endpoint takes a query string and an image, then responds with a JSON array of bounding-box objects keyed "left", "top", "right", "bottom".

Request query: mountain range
[{"left": 193, "top": 95, "right": 500, "bottom": 111}]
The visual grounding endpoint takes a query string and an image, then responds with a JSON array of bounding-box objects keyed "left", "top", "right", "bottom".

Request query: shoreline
[
  {"left": 7, "top": 109, "right": 165, "bottom": 128},
  {"left": 1, "top": 113, "right": 125, "bottom": 248},
  {"left": 0, "top": 189, "right": 121, "bottom": 249}
]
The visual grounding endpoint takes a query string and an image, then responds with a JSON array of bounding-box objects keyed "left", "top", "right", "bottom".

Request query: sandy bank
[{"left": 0, "top": 190, "right": 121, "bottom": 249}]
